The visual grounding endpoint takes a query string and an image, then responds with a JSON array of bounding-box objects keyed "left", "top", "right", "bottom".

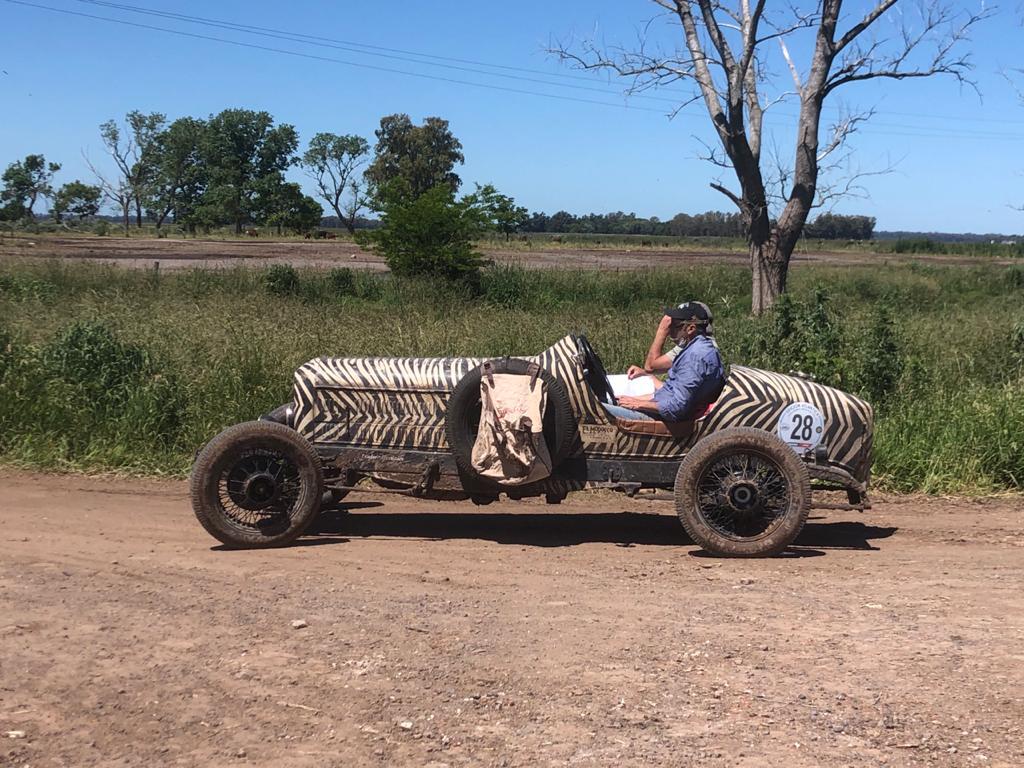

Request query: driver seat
[{"left": 612, "top": 401, "right": 716, "bottom": 438}]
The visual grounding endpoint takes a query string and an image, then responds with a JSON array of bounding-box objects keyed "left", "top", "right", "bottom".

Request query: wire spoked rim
[
  {"left": 216, "top": 447, "right": 303, "bottom": 532},
  {"left": 694, "top": 449, "right": 793, "bottom": 542}
]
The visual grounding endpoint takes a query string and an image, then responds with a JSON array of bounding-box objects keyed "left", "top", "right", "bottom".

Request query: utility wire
[
  {"left": 74, "top": 0, "right": 1024, "bottom": 129},
  {"left": 73, "top": 0, "right": 689, "bottom": 107},
  {"left": 1, "top": 0, "right": 669, "bottom": 113},
  {"left": 77, "top": 0, "right": 628, "bottom": 87},
  {"left": 5, "top": 0, "right": 1023, "bottom": 141}
]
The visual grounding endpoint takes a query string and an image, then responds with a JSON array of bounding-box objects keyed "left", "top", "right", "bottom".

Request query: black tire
[
  {"left": 674, "top": 427, "right": 810, "bottom": 557},
  {"left": 445, "top": 358, "right": 577, "bottom": 485},
  {"left": 190, "top": 421, "right": 324, "bottom": 548}
]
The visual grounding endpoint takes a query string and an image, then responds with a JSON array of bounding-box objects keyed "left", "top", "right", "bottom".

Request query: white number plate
[{"left": 777, "top": 402, "right": 825, "bottom": 453}]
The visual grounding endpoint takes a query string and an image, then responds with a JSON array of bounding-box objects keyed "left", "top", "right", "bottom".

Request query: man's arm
[
  {"left": 627, "top": 315, "right": 676, "bottom": 378},
  {"left": 644, "top": 315, "right": 673, "bottom": 373}
]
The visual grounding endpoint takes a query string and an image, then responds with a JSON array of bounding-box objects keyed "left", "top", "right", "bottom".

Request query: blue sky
[{"left": 1, "top": 0, "right": 1021, "bottom": 233}]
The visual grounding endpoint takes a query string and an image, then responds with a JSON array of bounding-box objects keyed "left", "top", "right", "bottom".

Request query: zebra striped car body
[{"left": 286, "top": 334, "right": 873, "bottom": 500}]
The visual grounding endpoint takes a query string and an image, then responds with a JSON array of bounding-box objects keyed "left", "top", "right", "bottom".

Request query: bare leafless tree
[
  {"left": 97, "top": 112, "right": 165, "bottom": 230},
  {"left": 554, "top": 1, "right": 987, "bottom": 313},
  {"left": 84, "top": 152, "right": 132, "bottom": 237}
]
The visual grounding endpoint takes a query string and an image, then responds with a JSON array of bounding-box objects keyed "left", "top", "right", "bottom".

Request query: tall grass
[{"left": 1, "top": 258, "right": 1022, "bottom": 492}]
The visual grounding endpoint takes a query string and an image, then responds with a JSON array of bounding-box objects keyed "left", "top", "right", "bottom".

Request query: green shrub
[
  {"left": 0, "top": 273, "right": 58, "bottom": 301},
  {"left": 0, "top": 320, "right": 188, "bottom": 470},
  {"left": 362, "top": 184, "right": 486, "bottom": 282},
  {"left": 263, "top": 264, "right": 300, "bottom": 296},
  {"left": 853, "top": 304, "right": 903, "bottom": 408},
  {"left": 328, "top": 267, "right": 355, "bottom": 296},
  {"left": 42, "top": 321, "right": 148, "bottom": 406},
  {"left": 93, "top": 220, "right": 110, "bottom": 236}
]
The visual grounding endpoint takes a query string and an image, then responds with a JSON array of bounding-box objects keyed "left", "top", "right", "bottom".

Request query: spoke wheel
[
  {"left": 191, "top": 421, "right": 323, "bottom": 548},
  {"left": 675, "top": 427, "right": 810, "bottom": 557},
  {"left": 695, "top": 451, "right": 791, "bottom": 541},
  {"left": 219, "top": 448, "right": 302, "bottom": 533}
]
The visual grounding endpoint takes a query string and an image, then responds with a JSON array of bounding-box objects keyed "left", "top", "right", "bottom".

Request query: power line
[
  {"left": 2, "top": 0, "right": 671, "bottom": 113},
  {"left": 77, "top": 0, "right": 626, "bottom": 88},
  {"left": 74, "top": 0, "right": 1024, "bottom": 129},
  {"left": 72, "top": 0, "right": 689, "bottom": 107},
  {"left": 4, "top": 0, "right": 1024, "bottom": 142}
]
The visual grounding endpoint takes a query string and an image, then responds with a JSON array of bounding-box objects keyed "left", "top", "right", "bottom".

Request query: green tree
[
  {"left": 301, "top": 132, "right": 370, "bottom": 234},
  {"left": 363, "top": 182, "right": 485, "bottom": 280},
  {"left": 0, "top": 154, "right": 60, "bottom": 221},
  {"left": 202, "top": 109, "right": 298, "bottom": 234},
  {"left": 52, "top": 181, "right": 102, "bottom": 223},
  {"left": 143, "top": 116, "right": 207, "bottom": 231},
  {"left": 365, "top": 114, "right": 464, "bottom": 206},
  {"left": 465, "top": 184, "right": 528, "bottom": 241},
  {"left": 253, "top": 177, "right": 323, "bottom": 235}
]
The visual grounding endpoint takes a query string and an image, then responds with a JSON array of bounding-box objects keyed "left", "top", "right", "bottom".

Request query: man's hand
[
  {"left": 617, "top": 395, "right": 649, "bottom": 410},
  {"left": 626, "top": 365, "right": 650, "bottom": 380},
  {"left": 657, "top": 314, "right": 672, "bottom": 334}
]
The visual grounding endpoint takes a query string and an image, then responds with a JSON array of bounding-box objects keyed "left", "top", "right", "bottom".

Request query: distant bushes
[{"left": 881, "top": 238, "right": 1024, "bottom": 258}]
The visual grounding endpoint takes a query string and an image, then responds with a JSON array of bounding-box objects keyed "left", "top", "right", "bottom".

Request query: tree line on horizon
[
  {"left": 519, "top": 210, "right": 875, "bottom": 241},
  {"left": 1, "top": 108, "right": 875, "bottom": 244}
]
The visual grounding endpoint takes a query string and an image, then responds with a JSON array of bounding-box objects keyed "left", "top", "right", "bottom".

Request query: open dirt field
[
  {"left": 2, "top": 233, "right": 1014, "bottom": 271},
  {"left": 2, "top": 470, "right": 1022, "bottom": 767}
]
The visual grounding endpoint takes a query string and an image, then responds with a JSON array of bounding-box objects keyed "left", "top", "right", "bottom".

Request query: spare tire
[{"left": 445, "top": 358, "right": 577, "bottom": 484}]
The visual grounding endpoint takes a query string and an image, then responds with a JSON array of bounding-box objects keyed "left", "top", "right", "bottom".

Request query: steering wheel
[{"left": 576, "top": 334, "right": 615, "bottom": 405}]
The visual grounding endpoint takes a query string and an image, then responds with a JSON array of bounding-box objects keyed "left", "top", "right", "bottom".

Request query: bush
[
  {"left": 363, "top": 184, "right": 486, "bottom": 282},
  {"left": 853, "top": 304, "right": 902, "bottom": 408},
  {"left": 263, "top": 264, "right": 300, "bottom": 296},
  {"left": 0, "top": 320, "right": 188, "bottom": 469},
  {"left": 42, "top": 321, "right": 148, "bottom": 406},
  {"left": 328, "top": 267, "right": 355, "bottom": 296},
  {"left": 93, "top": 220, "right": 110, "bottom": 236}
]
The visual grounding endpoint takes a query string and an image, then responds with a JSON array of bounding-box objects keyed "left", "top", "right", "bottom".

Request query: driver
[{"left": 606, "top": 301, "right": 725, "bottom": 422}]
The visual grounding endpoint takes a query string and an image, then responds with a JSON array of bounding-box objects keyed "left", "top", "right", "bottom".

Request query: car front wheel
[
  {"left": 190, "top": 421, "right": 324, "bottom": 548},
  {"left": 673, "top": 427, "right": 810, "bottom": 557}
]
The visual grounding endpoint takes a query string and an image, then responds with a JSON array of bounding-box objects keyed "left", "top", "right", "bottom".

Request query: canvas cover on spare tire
[{"left": 470, "top": 361, "right": 552, "bottom": 485}]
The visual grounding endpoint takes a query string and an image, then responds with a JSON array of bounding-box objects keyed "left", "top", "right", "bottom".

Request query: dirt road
[{"left": 2, "top": 471, "right": 1022, "bottom": 767}]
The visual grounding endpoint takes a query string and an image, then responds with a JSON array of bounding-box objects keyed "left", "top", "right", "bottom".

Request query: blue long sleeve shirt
[{"left": 652, "top": 335, "right": 725, "bottom": 421}]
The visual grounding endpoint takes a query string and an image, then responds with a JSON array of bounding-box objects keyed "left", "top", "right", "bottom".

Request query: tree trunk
[
  {"left": 750, "top": 239, "right": 790, "bottom": 316},
  {"left": 122, "top": 203, "right": 130, "bottom": 237},
  {"left": 135, "top": 198, "right": 143, "bottom": 228}
]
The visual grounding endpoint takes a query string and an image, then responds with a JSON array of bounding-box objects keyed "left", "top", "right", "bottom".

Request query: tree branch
[{"left": 710, "top": 181, "right": 743, "bottom": 209}]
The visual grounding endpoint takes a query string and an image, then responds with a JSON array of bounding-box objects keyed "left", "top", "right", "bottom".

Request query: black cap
[{"left": 664, "top": 301, "right": 712, "bottom": 325}]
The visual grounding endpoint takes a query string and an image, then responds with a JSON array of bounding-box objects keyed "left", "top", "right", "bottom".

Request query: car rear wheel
[
  {"left": 191, "top": 421, "right": 324, "bottom": 548},
  {"left": 673, "top": 427, "right": 810, "bottom": 557}
]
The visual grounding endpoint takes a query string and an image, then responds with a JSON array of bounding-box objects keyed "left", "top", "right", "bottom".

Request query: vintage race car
[{"left": 191, "top": 334, "right": 873, "bottom": 557}]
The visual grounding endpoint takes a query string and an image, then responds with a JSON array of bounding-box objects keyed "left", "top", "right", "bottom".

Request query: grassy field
[{"left": 1, "top": 258, "right": 1022, "bottom": 493}]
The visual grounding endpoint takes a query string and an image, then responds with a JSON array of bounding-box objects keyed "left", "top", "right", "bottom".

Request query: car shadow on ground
[{"left": 310, "top": 509, "right": 898, "bottom": 552}]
